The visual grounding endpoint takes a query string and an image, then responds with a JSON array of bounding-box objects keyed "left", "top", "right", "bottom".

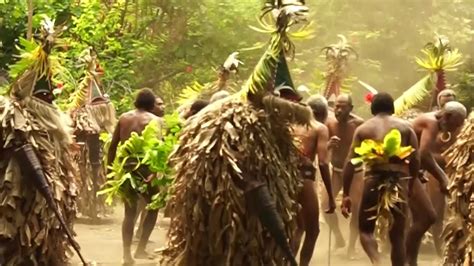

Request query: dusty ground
[{"left": 70, "top": 205, "right": 441, "bottom": 266}]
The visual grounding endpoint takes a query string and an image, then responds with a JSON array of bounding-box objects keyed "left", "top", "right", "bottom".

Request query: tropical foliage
[
  {"left": 0, "top": 0, "right": 473, "bottom": 116},
  {"left": 98, "top": 113, "right": 181, "bottom": 210}
]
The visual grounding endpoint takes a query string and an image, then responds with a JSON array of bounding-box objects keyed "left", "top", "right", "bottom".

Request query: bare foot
[
  {"left": 134, "top": 249, "right": 155, "bottom": 260},
  {"left": 333, "top": 237, "right": 345, "bottom": 250},
  {"left": 122, "top": 256, "right": 135, "bottom": 265}
]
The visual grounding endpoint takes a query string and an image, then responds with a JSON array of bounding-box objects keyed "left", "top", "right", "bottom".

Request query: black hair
[
  {"left": 134, "top": 88, "right": 156, "bottom": 111},
  {"left": 371, "top": 92, "right": 395, "bottom": 115},
  {"left": 190, "top": 99, "right": 210, "bottom": 114}
]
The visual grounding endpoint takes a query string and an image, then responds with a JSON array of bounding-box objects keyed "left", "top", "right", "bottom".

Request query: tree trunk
[{"left": 27, "top": 0, "right": 33, "bottom": 40}]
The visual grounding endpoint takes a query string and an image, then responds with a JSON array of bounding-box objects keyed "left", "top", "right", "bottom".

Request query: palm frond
[
  {"left": 239, "top": 1, "right": 308, "bottom": 100},
  {"left": 394, "top": 74, "right": 434, "bottom": 115},
  {"left": 416, "top": 36, "right": 463, "bottom": 72},
  {"left": 177, "top": 81, "right": 205, "bottom": 106}
]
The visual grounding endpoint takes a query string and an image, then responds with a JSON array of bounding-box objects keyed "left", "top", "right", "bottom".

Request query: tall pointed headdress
[
  {"left": 9, "top": 17, "right": 66, "bottom": 102},
  {"left": 70, "top": 47, "right": 116, "bottom": 133}
]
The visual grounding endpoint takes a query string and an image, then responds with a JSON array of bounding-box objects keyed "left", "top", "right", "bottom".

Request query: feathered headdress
[
  {"left": 70, "top": 47, "right": 116, "bottom": 133},
  {"left": 240, "top": 0, "right": 309, "bottom": 103},
  {"left": 8, "top": 16, "right": 69, "bottom": 101}
]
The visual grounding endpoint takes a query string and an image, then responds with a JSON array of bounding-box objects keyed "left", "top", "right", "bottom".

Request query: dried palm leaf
[{"left": 442, "top": 112, "right": 473, "bottom": 265}]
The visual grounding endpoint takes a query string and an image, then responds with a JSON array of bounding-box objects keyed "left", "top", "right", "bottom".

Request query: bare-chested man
[
  {"left": 322, "top": 94, "right": 364, "bottom": 255},
  {"left": 134, "top": 96, "right": 166, "bottom": 241},
  {"left": 341, "top": 92, "right": 420, "bottom": 266},
  {"left": 292, "top": 96, "right": 336, "bottom": 266},
  {"left": 108, "top": 88, "right": 163, "bottom": 264},
  {"left": 407, "top": 101, "right": 467, "bottom": 265}
]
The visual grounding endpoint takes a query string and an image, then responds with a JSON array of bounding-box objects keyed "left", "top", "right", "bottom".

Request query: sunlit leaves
[
  {"left": 99, "top": 113, "right": 182, "bottom": 210},
  {"left": 351, "top": 129, "right": 415, "bottom": 165}
]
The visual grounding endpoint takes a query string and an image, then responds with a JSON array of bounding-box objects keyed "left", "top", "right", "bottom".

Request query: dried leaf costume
[
  {"left": 443, "top": 112, "right": 473, "bottom": 266},
  {"left": 160, "top": 1, "right": 312, "bottom": 265},
  {"left": 70, "top": 47, "right": 116, "bottom": 218},
  {"left": 0, "top": 18, "right": 78, "bottom": 265}
]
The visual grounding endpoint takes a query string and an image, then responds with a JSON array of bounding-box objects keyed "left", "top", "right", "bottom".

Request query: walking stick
[
  {"left": 15, "top": 143, "right": 89, "bottom": 265},
  {"left": 327, "top": 228, "right": 332, "bottom": 266}
]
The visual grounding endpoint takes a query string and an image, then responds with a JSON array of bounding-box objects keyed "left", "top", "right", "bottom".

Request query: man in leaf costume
[
  {"left": 106, "top": 88, "right": 163, "bottom": 264},
  {"left": 442, "top": 111, "right": 473, "bottom": 265},
  {"left": 70, "top": 47, "right": 116, "bottom": 219},
  {"left": 0, "top": 19, "right": 78, "bottom": 265},
  {"left": 407, "top": 101, "right": 467, "bottom": 265},
  {"left": 160, "top": 1, "right": 313, "bottom": 265},
  {"left": 341, "top": 92, "right": 419, "bottom": 266},
  {"left": 322, "top": 93, "right": 364, "bottom": 254}
]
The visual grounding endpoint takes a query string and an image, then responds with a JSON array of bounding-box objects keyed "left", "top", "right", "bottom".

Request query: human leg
[
  {"left": 406, "top": 178, "right": 437, "bottom": 266},
  {"left": 135, "top": 194, "right": 159, "bottom": 258},
  {"left": 348, "top": 169, "right": 364, "bottom": 257},
  {"left": 122, "top": 198, "right": 138, "bottom": 264},
  {"left": 358, "top": 178, "right": 381, "bottom": 265},
  {"left": 427, "top": 173, "right": 446, "bottom": 256},
  {"left": 321, "top": 169, "right": 344, "bottom": 248},
  {"left": 299, "top": 180, "right": 320, "bottom": 266}
]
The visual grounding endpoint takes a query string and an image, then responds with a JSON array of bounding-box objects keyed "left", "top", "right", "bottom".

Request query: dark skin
[
  {"left": 153, "top": 97, "right": 165, "bottom": 118},
  {"left": 108, "top": 108, "right": 162, "bottom": 264},
  {"left": 134, "top": 98, "right": 165, "bottom": 242},
  {"left": 292, "top": 119, "right": 336, "bottom": 266},
  {"left": 407, "top": 110, "right": 465, "bottom": 265},
  {"left": 322, "top": 94, "right": 364, "bottom": 252},
  {"left": 341, "top": 113, "right": 420, "bottom": 266}
]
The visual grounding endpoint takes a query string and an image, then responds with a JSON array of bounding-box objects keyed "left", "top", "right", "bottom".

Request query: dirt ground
[{"left": 70, "top": 205, "right": 441, "bottom": 266}]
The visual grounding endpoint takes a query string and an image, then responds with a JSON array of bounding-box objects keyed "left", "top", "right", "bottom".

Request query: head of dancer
[
  {"left": 184, "top": 99, "right": 209, "bottom": 119},
  {"left": 153, "top": 96, "right": 165, "bottom": 117},
  {"left": 306, "top": 94, "right": 328, "bottom": 123},
  {"left": 436, "top": 101, "right": 467, "bottom": 132},
  {"left": 437, "top": 89, "right": 456, "bottom": 108},
  {"left": 370, "top": 92, "right": 395, "bottom": 116},
  {"left": 210, "top": 90, "right": 230, "bottom": 103},
  {"left": 334, "top": 94, "right": 353, "bottom": 122},
  {"left": 134, "top": 88, "right": 157, "bottom": 113}
]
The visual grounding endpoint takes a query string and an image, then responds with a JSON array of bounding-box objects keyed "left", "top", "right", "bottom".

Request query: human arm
[
  {"left": 418, "top": 122, "right": 449, "bottom": 193},
  {"left": 341, "top": 128, "right": 361, "bottom": 218},
  {"left": 316, "top": 125, "right": 336, "bottom": 213},
  {"left": 407, "top": 127, "right": 420, "bottom": 195},
  {"left": 107, "top": 120, "right": 121, "bottom": 167}
]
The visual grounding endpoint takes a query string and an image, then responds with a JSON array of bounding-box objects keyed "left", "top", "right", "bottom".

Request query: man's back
[
  {"left": 358, "top": 115, "right": 413, "bottom": 148},
  {"left": 118, "top": 110, "right": 160, "bottom": 142}
]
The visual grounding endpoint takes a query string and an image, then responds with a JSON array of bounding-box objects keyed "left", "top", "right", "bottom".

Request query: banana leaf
[{"left": 394, "top": 74, "right": 434, "bottom": 115}]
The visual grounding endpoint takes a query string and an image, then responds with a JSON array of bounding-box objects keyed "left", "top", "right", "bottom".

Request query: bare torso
[
  {"left": 412, "top": 113, "right": 448, "bottom": 165},
  {"left": 357, "top": 115, "right": 413, "bottom": 148},
  {"left": 118, "top": 110, "right": 161, "bottom": 142},
  {"left": 326, "top": 116, "right": 363, "bottom": 168}
]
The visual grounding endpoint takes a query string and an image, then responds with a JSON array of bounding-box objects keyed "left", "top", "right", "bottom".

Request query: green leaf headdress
[
  {"left": 8, "top": 16, "right": 70, "bottom": 102},
  {"left": 239, "top": 0, "right": 309, "bottom": 103}
]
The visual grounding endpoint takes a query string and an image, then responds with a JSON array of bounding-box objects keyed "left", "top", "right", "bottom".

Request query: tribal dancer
[
  {"left": 0, "top": 19, "right": 78, "bottom": 265},
  {"left": 407, "top": 101, "right": 467, "bottom": 265},
  {"left": 443, "top": 111, "right": 473, "bottom": 265},
  {"left": 70, "top": 47, "right": 116, "bottom": 218},
  {"left": 160, "top": 1, "right": 311, "bottom": 265},
  {"left": 322, "top": 94, "right": 364, "bottom": 255},
  {"left": 341, "top": 92, "right": 420, "bottom": 266},
  {"left": 106, "top": 88, "right": 163, "bottom": 264},
  {"left": 293, "top": 95, "right": 336, "bottom": 266}
]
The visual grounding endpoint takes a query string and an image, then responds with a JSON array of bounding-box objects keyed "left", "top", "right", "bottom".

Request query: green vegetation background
[{"left": 0, "top": 0, "right": 472, "bottom": 116}]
